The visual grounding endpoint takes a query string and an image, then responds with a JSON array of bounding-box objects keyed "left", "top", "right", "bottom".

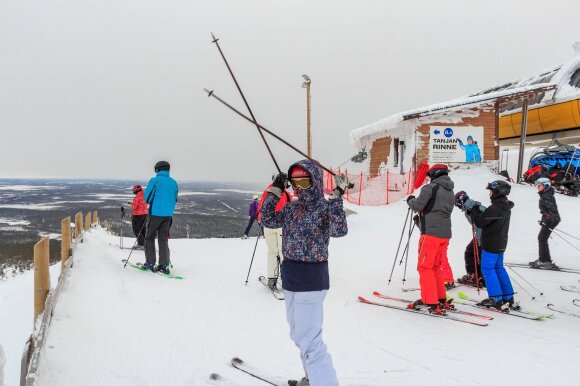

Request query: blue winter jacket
[
  {"left": 260, "top": 159, "right": 348, "bottom": 292},
  {"left": 459, "top": 142, "right": 482, "bottom": 163},
  {"left": 144, "top": 170, "right": 178, "bottom": 217}
]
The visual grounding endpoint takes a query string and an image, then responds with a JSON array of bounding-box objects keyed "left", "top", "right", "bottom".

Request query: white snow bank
[
  {"left": 0, "top": 344, "right": 5, "bottom": 386},
  {"left": 3, "top": 166, "right": 580, "bottom": 386}
]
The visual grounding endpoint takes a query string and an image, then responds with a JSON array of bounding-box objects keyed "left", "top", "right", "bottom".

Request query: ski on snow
[
  {"left": 126, "top": 262, "right": 185, "bottom": 280},
  {"left": 546, "top": 304, "right": 580, "bottom": 319},
  {"left": 560, "top": 285, "right": 580, "bottom": 294},
  {"left": 209, "top": 373, "right": 240, "bottom": 385},
  {"left": 230, "top": 357, "right": 292, "bottom": 386},
  {"left": 573, "top": 299, "right": 580, "bottom": 307},
  {"left": 372, "top": 291, "right": 493, "bottom": 320},
  {"left": 357, "top": 296, "right": 488, "bottom": 327},
  {"left": 456, "top": 292, "right": 551, "bottom": 320},
  {"left": 505, "top": 263, "right": 580, "bottom": 274},
  {"left": 258, "top": 276, "right": 284, "bottom": 300}
]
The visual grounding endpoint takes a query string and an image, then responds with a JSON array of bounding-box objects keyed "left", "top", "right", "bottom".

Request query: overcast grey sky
[{"left": 1, "top": 0, "right": 579, "bottom": 182}]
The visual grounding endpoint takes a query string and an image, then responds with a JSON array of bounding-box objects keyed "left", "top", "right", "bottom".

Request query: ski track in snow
[{"left": 1, "top": 167, "right": 580, "bottom": 385}]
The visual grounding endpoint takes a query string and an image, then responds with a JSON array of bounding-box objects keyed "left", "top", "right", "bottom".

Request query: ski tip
[
  {"left": 209, "top": 373, "right": 222, "bottom": 381},
  {"left": 458, "top": 291, "right": 468, "bottom": 300},
  {"left": 372, "top": 291, "right": 381, "bottom": 296},
  {"left": 357, "top": 296, "right": 368, "bottom": 303},
  {"left": 231, "top": 357, "right": 244, "bottom": 366}
]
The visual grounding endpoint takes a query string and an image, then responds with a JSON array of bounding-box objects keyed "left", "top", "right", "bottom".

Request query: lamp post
[{"left": 302, "top": 74, "right": 312, "bottom": 157}]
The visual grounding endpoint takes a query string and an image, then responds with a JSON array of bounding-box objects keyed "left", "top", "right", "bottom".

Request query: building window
[{"left": 393, "top": 138, "right": 399, "bottom": 166}]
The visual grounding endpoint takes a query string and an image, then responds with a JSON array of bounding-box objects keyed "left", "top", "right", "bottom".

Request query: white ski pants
[
  {"left": 264, "top": 227, "right": 283, "bottom": 279},
  {"left": 284, "top": 290, "right": 339, "bottom": 386}
]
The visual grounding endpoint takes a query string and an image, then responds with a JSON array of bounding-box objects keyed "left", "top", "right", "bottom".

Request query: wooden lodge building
[{"left": 350, "top": 50, "right": 580, "bottom": 178}]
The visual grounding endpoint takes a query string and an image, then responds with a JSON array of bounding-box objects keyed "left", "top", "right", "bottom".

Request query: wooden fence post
[
  {"left": 74, "top": 212, "right": 83, "bottom": 240},
  {"left": 33, "top": 237, "right": 50, "bottom": 323},
  {"left": 93, "top": 211, "right": 98, "bottom": 226},
  {"left": 358, "top": 172, "right": 363, "bottom": 205},
  {"left": 85, "top": 212, "right": 91, "bottom": 232},
  {"left": 61, "top": 217, "right": 71, "bottom": 270}
]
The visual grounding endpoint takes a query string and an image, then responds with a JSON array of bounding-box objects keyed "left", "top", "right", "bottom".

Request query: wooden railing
[{"left": 21, "top": 211, "right": 99, "bottom": 386}]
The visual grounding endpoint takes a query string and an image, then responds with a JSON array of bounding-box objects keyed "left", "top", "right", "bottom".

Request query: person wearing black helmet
[
  {"left": 529, "top": 177, "right": 560, "bottom": 270},
  {"left": 467, "top": 180, "right": 519, "bottom": 311},
  {"left": 142, "top": 161, "right": 178, "bottom": 274},
  {"left": 406, "top": 163, "right": 455, "bottom": 315}
]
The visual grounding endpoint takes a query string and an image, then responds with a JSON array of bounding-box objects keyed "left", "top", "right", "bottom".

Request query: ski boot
[
  {"left": 438, "top": 298, "right": 455, "bottom": 311},
  {"left": 406, "top": 299, "right": 424, "bottom": 310},
  {"left": 154, "top": 264, "right": 170, "bottom": 274},
  {"left": 267, "top": 278, "right": 278, "bottom": 291},
  {"left": 444, "top": 282, "right": 456, "bottom": 290},
  {"left": 141, "top": 262, "right": 155, "bottom": 271},
  {"left": 529, "top": 259, "right": 559, "bottom": 270},
  {"left": 502, "top": 297, "right": 521, "bottom": 311},
  {"left": 477, "top": 297, "right": 506, "bottom": 311},
  {"left": 288, "top": 377, "right": 309, "bottom": 386},
  {"left": 427, "top": 304, "right": 446, "bottom": 315},
  {"left": 457, "top": 274, "right": 486, "bottom": 288}
]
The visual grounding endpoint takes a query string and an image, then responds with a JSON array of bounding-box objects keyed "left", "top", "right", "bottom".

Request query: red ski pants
[{"left": 417, "top": 234, "right": 452, "bottom": 305}]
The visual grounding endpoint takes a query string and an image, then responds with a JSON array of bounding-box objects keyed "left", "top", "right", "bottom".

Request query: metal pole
[
  {"left": 306, "top": 81, "right": 312, "bottom": 157},
  {"left": 516, "top": 99, "right": 529, "bottom": 183}
]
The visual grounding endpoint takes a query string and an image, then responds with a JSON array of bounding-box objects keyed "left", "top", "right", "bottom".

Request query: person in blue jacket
[
  {"left": 457, "top": 135, "right": 482, "bottom": 163},
  {"left": 143, "top": 160, "right": 178, "bottom": 274},
  {"left": 261, "top": 159, "right": 349, "bottom": 386}
]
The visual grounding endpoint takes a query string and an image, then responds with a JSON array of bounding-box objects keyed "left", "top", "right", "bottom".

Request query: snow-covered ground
[{"left": 2, "top": 166, "right": 580, "bottom": 386}]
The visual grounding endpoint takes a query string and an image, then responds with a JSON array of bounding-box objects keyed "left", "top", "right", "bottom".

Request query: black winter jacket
[
  {"left": 469, "top": 196, "right": 514, "bottom": 254},
  {"left": 539, "top": 188, "right": 560, "bottom": 228}
]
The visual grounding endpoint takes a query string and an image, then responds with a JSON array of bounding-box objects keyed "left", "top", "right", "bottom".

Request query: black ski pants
[
  {"left": 244, "top": 215, "right": 257, "bottom": 236},
  {"left": 538, "top": 226, "right": 553, "bottom": 262},
  {"left": 132, "top": 214, "right": 147, "bottom": 246},
  {"left": 464, "top": 239, "right": 482, "bottom": 275},
  {"left": 145, "top": 215, "right": 172, "bottom": 266}
]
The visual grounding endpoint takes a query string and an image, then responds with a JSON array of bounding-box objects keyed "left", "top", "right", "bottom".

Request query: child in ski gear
[
  {"left": 260, "top": 160, "right": 348, "bottom": 386},
  {"left": 457, "top": 135, "right": 482, "bottom": 163},
  {"left": 406, "top": 164, "right": 455, "bottom": 314},
  {"left": 257, "top": 180, "right": 291, "bottom": 290},
  {"left": 529, "top": 177, "right": 561, "bottom": 269},
  {"left": 143, "top": 161, "right": 178, "bottom": 274},
  {"left": 454, "top": 191, "right": 485, "bottom": 288},
  {"left": 130, "top": 185, "right": 148, "bottom": 247},
  {"left": 468, "top": 180, "right": 518, "bottom": 310},
  {"left": 242, "top": 195, "right": 260, "bottom": 239}
]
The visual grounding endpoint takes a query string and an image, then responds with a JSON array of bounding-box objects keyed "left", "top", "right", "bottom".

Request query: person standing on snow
[
  {"left": 529, "top": 177, "right": 561, "bottom": 270},
  {"left": 242, "top": 195, "right": 260, "bottom": 239},
  {"left": 143, "top": 161, "right": 178, "bottom": 274},
  {"left": 260, "top": 160, "right": 349, "bottom": 386},
  {"left": 257, "top": 179, "right": 292, "bottom": 290},
  {"left": 457, "top": 135, "right": 482, "bottom": 163},
  {"left": 454, "top": 191, "right": 485, "bottom": 288},
  {"left": 406, "top": 164, "right": 455, "bottom": 315},
  {"left": 130, "top": 185, "right": 148, "bottom": 248},
  {"left": 466, "top": 180, "right": 519, "bottom": 311}
]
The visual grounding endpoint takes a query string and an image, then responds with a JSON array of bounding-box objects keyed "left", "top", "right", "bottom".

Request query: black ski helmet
[
  {"left": 486, "top": 180, "right": 511, "bottom": 198},
  {"left": 154, "top": 161, "right": 170, "bottom": 173},
  {"left": 454, "top": 190, "right": 469, "bottom": 209},
  {"left": 426, "top": 164, "right": 449, "bottom": 180}
]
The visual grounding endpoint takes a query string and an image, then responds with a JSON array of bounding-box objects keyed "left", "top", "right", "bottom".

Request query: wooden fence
[{"left": 21, "top": 211, "right": 99, "bottom": 386}]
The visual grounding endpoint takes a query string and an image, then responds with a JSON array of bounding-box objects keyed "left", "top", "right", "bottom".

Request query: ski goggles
[{"left": 290, "top": 177, "right": 311, "bottom": 190}]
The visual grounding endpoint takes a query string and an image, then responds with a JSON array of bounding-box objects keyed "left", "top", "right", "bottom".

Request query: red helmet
[
  {"left": 426, "top": 164, "right": 449, "bottom": 180},
  {"left": 132, "top": 185, "right": 142, "bottom": 194},
  {"left": 290, "top": 166, "right": 309, "bottom": 178}
]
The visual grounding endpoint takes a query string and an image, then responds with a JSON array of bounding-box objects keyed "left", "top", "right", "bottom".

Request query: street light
[{"left": 302, "top": 74, "right": 312, "bottom": 157}]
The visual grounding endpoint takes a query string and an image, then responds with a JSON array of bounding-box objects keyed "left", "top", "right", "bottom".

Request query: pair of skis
[
  {"left": 454, "top": 292, "right": 552, "bottom": 320},
  {"left": 126, "top": 262, "right": 185, "bottom": 280},
  {"left": 210, "top": 357, "right": 296, "bottom": 386},
  {"left": 505, "top": 262, "right": 580, "bottom": 274},
  {"left": 561, "top": 285, "right": 580, "bottom": 294},
  {"left": 258, "top": 276, "right": 284, "bottom": 300}
]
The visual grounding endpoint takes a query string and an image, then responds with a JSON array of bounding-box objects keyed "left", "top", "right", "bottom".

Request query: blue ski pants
[
  {"left": 481, "top": 250, "right": 514, "bottom": 300},
  {"left": 284, "top": 290, "right": 339, "bottom": 386}
]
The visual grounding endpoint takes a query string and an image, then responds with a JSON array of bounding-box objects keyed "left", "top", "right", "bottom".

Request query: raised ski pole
[
  {"left": 245, "top": 227, "right": 263, "bottom": 285},
  {"left": 506, "top": 265, "right": 543, "bottom": 297},
  {"left": 120, "top": 206, "right": 126, "bottom": 249},
  {"left": 387, "top": 208, "right": 411, "bottom": 285},
  {"left": 210, "top": 33, "right": 282, "bottom": 175},
  {"left": 472, "top": 225, "right": 481, "bottom": 295},
  {"left": 204, "top": 88, "right": 336, "bottom": 177}
]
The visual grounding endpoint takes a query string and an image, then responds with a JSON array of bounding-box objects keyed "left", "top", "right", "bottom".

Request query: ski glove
[
  {"left": 463, "top": 199, "right": 481, "bottom": 211},
  {"left": 330, "top": 173, "right": 351, "bottom": 199},
  {"left": 406, "top": 195, "right": 416, "bottom": 203}
]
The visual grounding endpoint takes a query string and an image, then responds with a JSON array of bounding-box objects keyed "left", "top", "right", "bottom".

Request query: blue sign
[
  {"left": 434, "top": 129, "right": 441, "bottom": 135},
  {"left": 444, "top": 128, "right": 454, "bottom": 138}
]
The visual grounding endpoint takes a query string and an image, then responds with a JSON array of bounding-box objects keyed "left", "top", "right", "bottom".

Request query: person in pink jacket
[{"left": 130, "top": 185, "right": 148, "bottom": 247}]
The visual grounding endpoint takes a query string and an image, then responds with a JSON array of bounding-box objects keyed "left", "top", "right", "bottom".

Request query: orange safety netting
[{"left": 323, "top": 167, "right": 423, "bottom": 206}]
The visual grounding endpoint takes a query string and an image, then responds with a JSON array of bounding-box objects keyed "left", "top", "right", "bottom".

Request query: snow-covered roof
[{"left": 351, "top": 53, "right": 580, "bottom": 148}]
